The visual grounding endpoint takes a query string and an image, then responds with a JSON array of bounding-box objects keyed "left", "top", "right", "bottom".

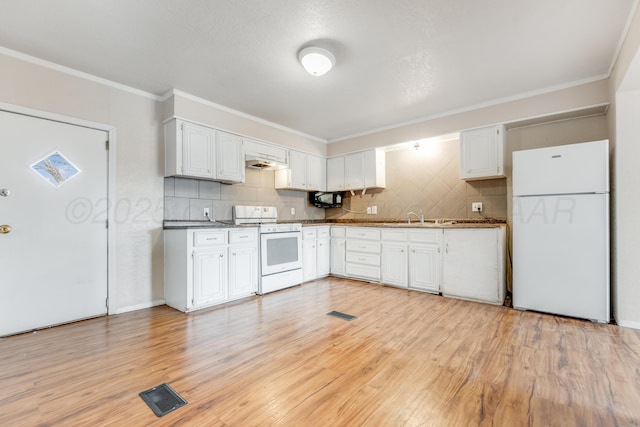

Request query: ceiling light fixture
[{"left": 298, "top": 46, "right": 335, "bottom": 76}]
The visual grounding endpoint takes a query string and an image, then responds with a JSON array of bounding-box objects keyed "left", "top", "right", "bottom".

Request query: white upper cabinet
[
  {"left": 289, "top": 150, "right": 308, "bottom": 189},
  {"left": 334, "top": 149, "right": 385, "bottom": 191},
  {"left": 275, "top": 150, "right": 326, "bottom": 191},
  {"left": 306, "top": 154, "right": 326, "bottom": 191},
  {"left": 216, "top": 131, "right": 245, "bottom": 183},
  {"left": 165, "top": 120, "right": 216, "bottom": 179},
  {"left": 344, "top": 152, "right": 365, "bottom": 189},
  {"left": 326, "top": 156, "right": 345, "bottom": 191},
  {"left": 363, "top": 149, "right": 386, "bottom": 189},
  {"left": 164, "top": 119, "right": 244, "bottom": 183},
  {"left": 459, "top": 124, "right": 506, "bottom": 180}
]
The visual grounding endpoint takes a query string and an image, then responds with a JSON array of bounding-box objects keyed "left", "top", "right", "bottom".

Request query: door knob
[
  {"left": 0, "top": 189, "right": 10, "bottom": 197},
  {"left": 0, "top": 225, "right": 12, "bottom": 234}
]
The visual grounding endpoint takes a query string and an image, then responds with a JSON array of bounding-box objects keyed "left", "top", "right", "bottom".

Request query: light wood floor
[{"left": 2, "top": 277, "right": 640, "bottom": 426}]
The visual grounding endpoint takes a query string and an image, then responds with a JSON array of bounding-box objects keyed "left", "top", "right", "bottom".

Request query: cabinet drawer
[
  {"left": 316, "top": 227, "right": 330, "bottom": 239},
  {"left": 346, "top": 227, "right": 380, "bottom": 240},
  {"left": 331, "top": 227, "right": 346, "bottom": 238},
  {"left": 409, "top": 230, "right": 440, "bottom": 244},
  {"left": 229, "top": 229, "right": 257, "bottom": 244},
  {"left": 346, "top": 264, "right": 380, "bottom": 281},
  {"left": 346, "top": 252, "right": 380, "bottom": 266},
  {"left": 194, "top": 231, "right": 227, "bottom": 246},
  {"left": 302, "top": 228, "right": 317, "bottom": 240},
  {"left": 346, "top": 240, "right": 380, "bottom": 253},
  {"left": 382, "top": 229, "right": 408, "bottom": 242}
]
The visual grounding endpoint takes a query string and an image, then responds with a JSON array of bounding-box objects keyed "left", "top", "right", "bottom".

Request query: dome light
[{"left": 298, "top": 47, "right": 335, "bottom": 76}]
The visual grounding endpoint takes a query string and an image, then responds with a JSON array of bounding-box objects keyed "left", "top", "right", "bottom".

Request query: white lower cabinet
[
  {"left": 441, "top": 228, "right": 506, "bottom": 305},
  {"left": 408, "top": 229, "right": 441, "bottom": 294},
  {"left": 330, "top": 227, "right": 346, "bottom": 276},
  {"left": 164, "top": 227, "right": 258, "bottom": 312},
  {"left": 193, "top": 247, "right": 227, "bottom": 306},
  {"left": 302, "top": 227, "right": 317, "bottom": 282},
  {"left": 345, "top": 227, "right": 381, "bottom": 281},
  {"left": 339, "top": 225, "right": 505, "bottom": 305},
  {"left": 302, "top": 226, "right": 331, "bottom": 282},
  {"left": 381, "top": 229, "right": 408, "bottom": 288},
  {"left": 228, "top": 230, "right": 259, "bottom": 299},
  {"left": 317, "top": 234, "right": 331, "bottom": 277}
]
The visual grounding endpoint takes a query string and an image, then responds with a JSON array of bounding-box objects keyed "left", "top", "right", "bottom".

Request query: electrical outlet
[
  {"left": 203, "top": 207, "right": 210, "bottom": 218},
  {"left": 291, "top": 207, "right": 295, "bottom": 216},
  {"left": 372, "top": 206, "right": 377, "bottom": 214},
  {"left": 472, "top": 202, "right": 483, "bottom": 212},
  {"left": 366, "top": 207, "right": 372, "bottom": 214}
]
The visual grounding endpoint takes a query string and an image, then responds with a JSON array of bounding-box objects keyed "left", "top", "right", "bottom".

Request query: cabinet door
[
  {"left": 330, "top": 238, "right": 346, "bottom": 276},
  {"left": 228, "top": 245, "right": 258, "bottom": 298},
  {"left": 192, "top": 248, "right": 227, "bottom": 307},
  {"left": 442, "top": 229, "right": 500, "bottom": 303},
  {"left": 460, "top": 125, "right": 505, "bottom": 180},
  {"left": 409, "top": 244, "right": 439, "bottom": 293},
  {"left": 302, "top": 239, "right": 317, "bottom": 282},
  {"left": 381, "top": 244, "right": 408, "bottom": 288},
  {"left": 344, "top": 152, "right": 364, "bottom": 189},
  {"left": 363, "top": 149, "right": 385, "bottom": 189},
  {"left": 182, "top": 122, "right": 216, "bottom": 179},
  {"left": 326, "top": 156, "right": 345, "bottom": 191},
  {"left": 289, "top": 150, "right": 307, "bottom": 190},
  {"left": 316, "top": 238, "right": 330, "bottom": 277},
  {"left": 216, "top": 131, "right": 245, "bottom": 183},
  {"left": 306, "top": 154, "right": 326, "bottom": 191}
]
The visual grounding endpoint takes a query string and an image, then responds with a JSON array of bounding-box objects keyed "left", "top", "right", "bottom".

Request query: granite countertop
[
  {"left": 297, "top": 219, "right": 506, "bottom": 229},
  {"left": 163, "top": 220, "right": 255, "bottom": 229},
  {"left": 164, "top": 219, "right": 506, "bottom": 230}
]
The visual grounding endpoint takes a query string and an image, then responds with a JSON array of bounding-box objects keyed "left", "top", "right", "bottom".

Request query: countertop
[{"left": 164, "top": 219, "right": 506, "bottom": 230}]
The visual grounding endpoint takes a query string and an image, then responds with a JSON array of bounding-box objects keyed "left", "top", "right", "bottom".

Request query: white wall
[
  {"left": 614, "top": 89, "right": 640, "bottom": 328},
  {"left": 167, "top": 92, "right": 327, "bottom": 156},
  {"left": 607, "top": 3, "right": 640, "bottom": 328},
  {"left": 327, "top": 80, "right": 609, "bottom": 156}
]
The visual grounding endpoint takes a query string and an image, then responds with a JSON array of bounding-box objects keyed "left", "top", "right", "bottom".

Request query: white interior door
[{"left": 0, "top": 110, "right": 108, "bottom": 336}]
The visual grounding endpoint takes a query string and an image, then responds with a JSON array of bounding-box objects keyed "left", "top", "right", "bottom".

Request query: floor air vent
[
  {"left": 327, "top": 310, "right": 357, "bottom": 321},
  {"left": 139, "top": 383, "right": 187, "bottom": 417}
]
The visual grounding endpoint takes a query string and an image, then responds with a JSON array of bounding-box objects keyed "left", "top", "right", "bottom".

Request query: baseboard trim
[
  {"left": 115, "top": 299, "right": 165, "bottom": 315},
  {"left": 615, "top": 319, "right": 640, "bottom": 330}
]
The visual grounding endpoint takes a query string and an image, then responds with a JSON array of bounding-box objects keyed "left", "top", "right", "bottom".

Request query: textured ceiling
[{"left": 0, "top": 1, "right": 635, "bottom": 142}]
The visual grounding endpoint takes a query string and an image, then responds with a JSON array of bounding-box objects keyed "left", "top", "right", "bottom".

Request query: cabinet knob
[{"left": 219, "top": 253, "right": 224, "bottom": 258}]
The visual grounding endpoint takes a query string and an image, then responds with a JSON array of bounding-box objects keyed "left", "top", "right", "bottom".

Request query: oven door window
[{"left": 266, "top": 236, "right": 299, "bottom": 266}]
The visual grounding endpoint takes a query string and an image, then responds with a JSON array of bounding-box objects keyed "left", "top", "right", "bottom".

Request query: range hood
[{"left": 245, "top": 155, "right": 288, "bottom": 170}]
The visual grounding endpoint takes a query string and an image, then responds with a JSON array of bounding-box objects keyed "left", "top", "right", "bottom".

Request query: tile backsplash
[
  {"left": 164, "top": 169, "right": 325, "bottom": 221},
  {"left": 164, "top": 139, "right": 507, "bottom": 222},
  {"left": 325, "top": 140, "right": 507, "bottom": 221}
]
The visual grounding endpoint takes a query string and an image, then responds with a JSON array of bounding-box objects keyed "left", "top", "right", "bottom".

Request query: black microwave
[{"left": 309, "top": 191, "right": 344, "bottom": 208}]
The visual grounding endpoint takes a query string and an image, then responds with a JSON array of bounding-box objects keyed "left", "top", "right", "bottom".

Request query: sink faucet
[{"left": 407, "top": 212, "right": 424, "bottom": 224}]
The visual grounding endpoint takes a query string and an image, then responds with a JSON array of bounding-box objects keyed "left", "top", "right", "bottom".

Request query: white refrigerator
[{"left": 512, "top": 140, "right": 610, "bottom": 323}]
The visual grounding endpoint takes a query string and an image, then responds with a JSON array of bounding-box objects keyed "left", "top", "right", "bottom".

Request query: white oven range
[{"left": 233, "top": 206, "right": 303, "bottom": 294}]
